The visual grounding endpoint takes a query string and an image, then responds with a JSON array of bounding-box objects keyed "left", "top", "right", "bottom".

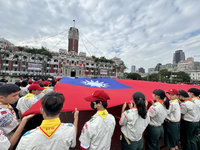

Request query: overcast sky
[{"left": 0, "top": 0, "right": 200, "bottom": 72}]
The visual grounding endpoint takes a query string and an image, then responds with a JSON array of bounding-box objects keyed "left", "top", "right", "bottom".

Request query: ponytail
[
  {"left": 133, "top": 92, "right": 147, "bottom": 119},
  {"left": 163, "top": 96, "right": 170, "bottom": 109},
  {"left": 153, "top": 89, "right": 170, "bottom": 109}
]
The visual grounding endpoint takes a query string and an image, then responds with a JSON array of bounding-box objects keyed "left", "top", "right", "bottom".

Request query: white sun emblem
[{"left": 82, "top": 80, "right": 109, "bottom": 88}]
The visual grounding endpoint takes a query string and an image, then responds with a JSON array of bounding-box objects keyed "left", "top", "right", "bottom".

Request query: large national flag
[{"left": 23, "top": 77, "right": 200, "bottom": 117}]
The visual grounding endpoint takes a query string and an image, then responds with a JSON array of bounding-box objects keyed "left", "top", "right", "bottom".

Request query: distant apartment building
[
  {"left": 138, "top": 67, "right": 145, "bottom": 73},
  {"left": 173, "top": 50, "right": 185, "bottom": 64},
  {"left": 131, "top": 65, "right": 136, "bottom": 72}
]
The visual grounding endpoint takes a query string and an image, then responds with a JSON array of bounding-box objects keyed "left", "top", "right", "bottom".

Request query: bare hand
[
  {"left": 22, "top": 114, "right": 35, "bottom": 123},
  {"left": 145, "top": 101, "right": 148, "bottom": 107},
  {"left": 73, "top": 108, "right": 79, "bottom": 119},
  {"left": 122, "top": 102, "right": 127, "bottom": 111},
  {"left": 151, "top": 100, "right": 155, "bottom": 104}
]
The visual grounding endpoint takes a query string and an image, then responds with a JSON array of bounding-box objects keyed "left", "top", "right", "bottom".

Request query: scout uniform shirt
[
  {"left": 19, "top": 86, "right": 28, "bottom": 97},
  {"left": 79, "top": 110, "right": 116, "bottom": 150},
  {"left": 16, "top": 118, "right": 76, "bottom": 150},
  {"left": 166, "top": 99, "right": 181, "bottom": 122},
  {"left": 0, "top": 104, "right": 19, "bottom": 139},
  {"left": 16, "top": 93, "right": 44, "bottom": 115},
  {"left": 42, "top": 87, "right": 54, "bottom": 95},
  {"left": 192, "top": 97, "right": 200, "bottom": 121},
  {"left": 119, "top": 107, "right": 150, "bottom": 141},
  {"left": 0, "top": 130, "right": 11, "bottom": 150},
  {"left": 148, "top": 101, "right": 168, "bottom": 126},
  {"left": 180, "top": 98, "right": 199, "bottom": 122}
]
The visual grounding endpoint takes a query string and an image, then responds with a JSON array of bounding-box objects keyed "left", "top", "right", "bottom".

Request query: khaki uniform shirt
[
  {"left": 0, "top": 105, "right": 19, "bottom": 138},
  {"left": 0, "top": 130, "right": 11, "bottom": 150},
  {"left": 180, "top": 100, "right": 199, "bottom": 122},
  {"left": 119, "top": 108, "right": 150, "bottom": 141},
  {"left": 166, "top": 100, "right": 181, "bottom": 122},
  {"left": 79, "top": 112, "right": 116, "bottom": 150},
  {"left": 148, "top": 102, "right": 168, "bottom": 126},
  {"left": 16, "top": 123, "right": 76, "bottom": 150}
]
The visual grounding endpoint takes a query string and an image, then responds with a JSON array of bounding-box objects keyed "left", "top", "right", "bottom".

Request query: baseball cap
[
  {"left": 43, "top": 81, "right": 51, "bottom": 86},
  {"left": 28, "top": 84, "right": 44, "bottom": 91},
  {"left": 85, "top": 90, "right": 110, "bottom": 102},
  {"left": 167, "top": 89, "right": 179, "bottom": 95}
]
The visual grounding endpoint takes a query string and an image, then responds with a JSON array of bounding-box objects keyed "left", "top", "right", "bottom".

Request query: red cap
[
  {"left": 43, "top": 81, "right": 51, "bottom": 86},
  {"left": 55, "top": 78, "right": 62, "bottom": 82},
  {"left": 28, "top": 78, "right": 33, "bottom": 83},
  {"left": 167, "top": 89, "right": 179, "bottom": 95},
  {"left": 85, "top": 90, "right": 110, "bottom": 102},
  {"left": 28, "top": 84, "right": 44, "bottom": 91}
]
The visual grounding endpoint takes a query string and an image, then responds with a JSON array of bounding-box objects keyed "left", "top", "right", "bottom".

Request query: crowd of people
[{"left": 0, "top": 76, "right": 200, "bottom": 150}]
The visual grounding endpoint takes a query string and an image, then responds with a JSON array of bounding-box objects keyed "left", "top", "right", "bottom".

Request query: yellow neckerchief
[
  {"left": 97, "top": 109, "right": 108, "bottom": 119},
  {"left": 39, "top": 118, "right": 61, "bottom": 139},
  {"left": 44, "top": 86, "right": 49, "bottom": 91},
  {"left": 0, "top": 102, "right": 15, "bottom": 115},
  {"left": 25, "top": 93, "right": 35, "bottom": 100},
  {"left": 156, "top": 100, "right": 163, "bottom": 105},
  {"left": 170, "top": 99, "right": 178, "bottom": 102}
]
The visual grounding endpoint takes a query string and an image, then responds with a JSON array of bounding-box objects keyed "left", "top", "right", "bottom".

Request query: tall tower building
[
  {"left": 173, "top": 50, "right": 185, "bottom": 64},
  {"left": 131, "top": 65, "right": 136, "bottom": 72},
  {"left": 68, "top": 27, "right": 79, "bottom": 54}
]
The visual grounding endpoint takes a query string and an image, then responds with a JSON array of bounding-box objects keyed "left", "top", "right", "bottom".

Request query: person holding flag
[
  {"left": 145, "top": 89, "right": 170, "bottom": 150},
  {"left": 79, "top": 90, "right": 116, "bottom": 150},
  {"left": 16, "top": 84, "right": 45, "bottom": 117},
  {"left": 164, "top": 89, "right": 181, "bottom": 150},
  {"left": 119, "top": 92, "right": 150, "bottom": 150},
  {"left": 179, "top": 90, "right": 199, "bottom": 150},
  {"left": 16, "top": 91, "right": 79, "bottom": 150}
]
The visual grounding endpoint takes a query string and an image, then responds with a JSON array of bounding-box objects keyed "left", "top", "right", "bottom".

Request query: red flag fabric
[{"left": 22, "top": 77, "right": 200, "bottom": 117}]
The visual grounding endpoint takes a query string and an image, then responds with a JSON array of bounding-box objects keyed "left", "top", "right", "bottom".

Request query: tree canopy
[{"left": 16, "top": 46, "right": 52, "bottom": 58}]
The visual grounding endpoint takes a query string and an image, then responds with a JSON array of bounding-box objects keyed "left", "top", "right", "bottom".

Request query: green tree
[
  {"left": 126, "top": 73, "right": 141, "bottom": 80},
  {"left": 148, "top": 73, "right": 159, "bottom": 81},
  {"left": 159, "top": 69, "right": 171, "bottom": 82},
  {"left": 174, "top": 71, "right": 190, "bottom": 83}
]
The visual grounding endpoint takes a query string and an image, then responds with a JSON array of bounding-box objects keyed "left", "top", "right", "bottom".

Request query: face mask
[{"left": 180, "top": 99, "right": 184, "bottom": 102}]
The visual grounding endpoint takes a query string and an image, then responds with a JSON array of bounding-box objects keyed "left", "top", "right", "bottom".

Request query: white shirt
[
  {"left": 119, "top": 108, "right": 150, "bottom": 141},
  {"left": 79, "top": 111, "right": 116, "bottom": 150},
  {"left": 0, "top": 105, "right": 19, "bottom": 138},
  {"left": 192, "top": 97, "right": 200, "bottom": 121},
  {"left": 148, "top": 102, "right": 168, "bottom": 126},
  {"left": 19, "top": 87, "right": 28, "bottom": 97},
  {"left": 16, "top": 123, "right": 76, "bottom": 150},
  {"left": 42, "top": 87, "right": 54, "bottom": 95},
  {"left": 166, "top": 100, "right": 181, "bottom": 122},
  {"left": 180, "top": 100, "right": 199, "bottom": 122},
  {"left": 16, "top": 93, "right": 44, "bottom": 115},
  {"left": 0, "top": 130, "right": 11, "bottom": 150}
]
